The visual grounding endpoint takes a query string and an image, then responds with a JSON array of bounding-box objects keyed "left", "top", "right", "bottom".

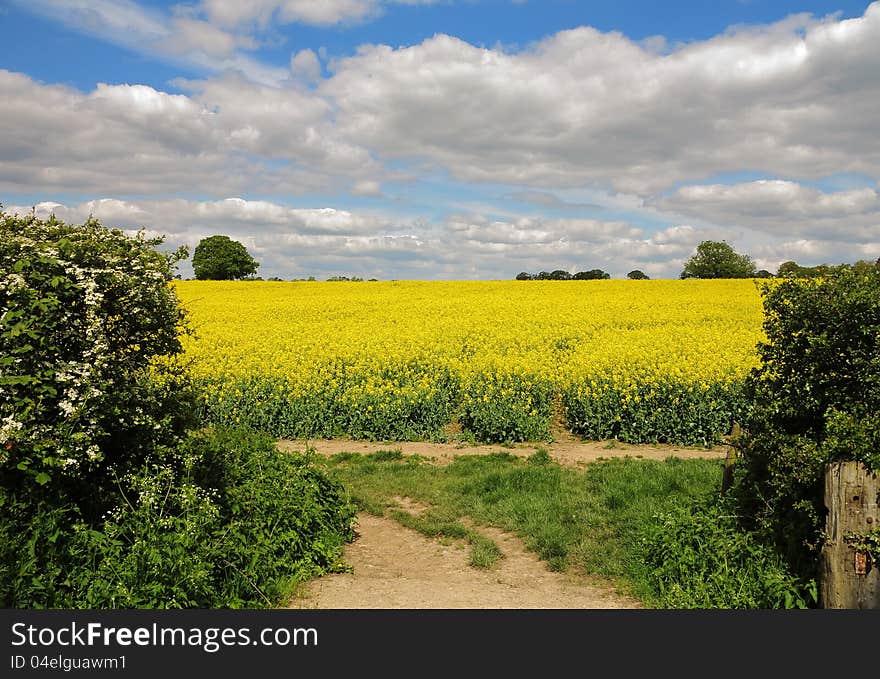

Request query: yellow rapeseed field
[{"left": 174, "top": 279, "right": 766, "bottom": 445}]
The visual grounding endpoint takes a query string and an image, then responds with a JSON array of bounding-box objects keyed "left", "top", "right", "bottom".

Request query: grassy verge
[{"left": 316, "top": 448, "right": 724, "bottom": 605}]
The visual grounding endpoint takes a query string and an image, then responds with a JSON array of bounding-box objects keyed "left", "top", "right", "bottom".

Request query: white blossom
[
  {"left": 3, "top": 273, "right": 27, "bottom": 291},
  {"left": 0, "top": 415, "right": 23, "bottom": 443}
]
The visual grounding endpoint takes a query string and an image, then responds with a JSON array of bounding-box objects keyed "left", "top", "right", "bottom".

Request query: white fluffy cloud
[
  {"left": 447, "top": 215, "right": 641, "bottom": 244},
  {"left": 10, "top": 3, "right": 880, "bottom": 201},
  {"left": 7, "top": 197, "right": 388, "bottom": 236},
  {"left": 200, "top": 0, "right": 439, "bottom": 28},
  {"left": 656, "top": 180, "right": 880, "bottom": 241},
  {"left": 15, "top": 0, "right": 288, "bottom": 85},
  {"left": 158, "top": 17, "right": 259, "bottom": 60},
  {"left": 3, "top": 198, "right": 729, "bottom": 280},
  {"left": 15, "top": 2, "right": 880, "bottom": 198},
  {"left": 0, "top": 70, "right": 378, "bottom": 195},
  {"left": 5, "top": 2, "right": 880, "bottom": 277},
  {"left": 324, "top": 5, "right": 880, "bottom": 193},
  {"left": 290, "top": 49, "right": 323, "bottom": 83}
]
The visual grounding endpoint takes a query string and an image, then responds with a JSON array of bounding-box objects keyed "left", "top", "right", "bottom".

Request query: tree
[
  {"left": 852, "top": 260, "right": 878, "bottom": 276},
  {"left": 573, "top": 269, "right": 610, "bottom": 280},
  {"left": 627, "top": 270, "right": 649, "bottom": 280},
  {"left": 549, "top": 269, "right": 572, "bottom": 280},
  {"left": 680, "top": 240, "right": 756, "bottom": 279},
  {"left": 776, "top": 261, "right": 802, "bottom": 277},
  {"left": 777, "top": 261, "right": 830, "bottom": 278},
  {"left": 755, "top": 269, "right": 774, "bottom": 279},
  {"left": 515, "top": 272, "right": 533, "bottom": 281},
  {"left": 192, "top": 235, "right": 259, "bottom": 280}
]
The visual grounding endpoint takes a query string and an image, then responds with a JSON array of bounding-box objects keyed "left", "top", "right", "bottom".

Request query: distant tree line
[
  {"left": 518, "top": 269, "right": 613, "bottom": 280},
  {"left": 191, "top": 234, "right": 878, "bottom": 283},
  {"left": 515, "top": 269, "right": 651, "bottom": 280},
  {"left": 679, "top": 240, "right": 880, "bottom": 279},
  {"left": 326, "top": 275, "right": 379, "bottom": 282},
  {"left": 262, "top": 275, "right": 379, "bottom": 282},
  {"left": 776, "top": 260, "right": 879, "bottom": 278}
]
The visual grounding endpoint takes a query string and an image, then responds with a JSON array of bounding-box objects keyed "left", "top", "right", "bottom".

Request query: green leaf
[{"left": 0, "top": 375, "right": 36, "bottom": 386}]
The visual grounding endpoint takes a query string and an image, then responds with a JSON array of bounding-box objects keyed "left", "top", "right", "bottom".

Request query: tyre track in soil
[{"left": 282, "top": 437, "right": 728, "bottom": 609}]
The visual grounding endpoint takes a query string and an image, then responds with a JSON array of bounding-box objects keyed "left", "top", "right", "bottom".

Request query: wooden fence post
[
  {"left": 819, "top": 460, "right": 880, "bottom": 609},
  {"left": 720, "top": 422, "right": 741, "bottom": 497}
]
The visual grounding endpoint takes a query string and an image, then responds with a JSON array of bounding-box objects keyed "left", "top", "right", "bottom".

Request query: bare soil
[
  {"left": 277, "top": 436, "right": 729, "bottom": 468},
  {"left": 284, "top": 436, "right": 728, "bottom": 609},
  {"left": 289, "top": 506, "right": 640, "bottom": 609}
]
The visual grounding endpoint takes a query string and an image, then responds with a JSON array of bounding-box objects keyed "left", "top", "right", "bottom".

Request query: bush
[
  {"left": 0, "top": 211, "right": 354, "bottom": 608},
  {"left": 1, "top": 427, "right": 354, "bottom": 608},
  {"left": 0, "top": 210, "right": 192, "bottom": 507},
  {"left": 0, "top": 490, "right": 83, "bottom": 608},
  {"left": 732, "top": 265, "right": 880, "bottom": 577},
  {"left": 81, "top": 427, "right": 353, "bottom": 609},
  {"left": 640, "top": 499, "right": 816, "bottom": 609}
]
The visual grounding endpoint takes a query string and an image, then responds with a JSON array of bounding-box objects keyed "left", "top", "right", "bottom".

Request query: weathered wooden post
[
  {"left": 720, "top": 422, "right": 741, "bottom": 497},
  {"left": 819, "top": 460, "right": 880, "bottom": 608}
]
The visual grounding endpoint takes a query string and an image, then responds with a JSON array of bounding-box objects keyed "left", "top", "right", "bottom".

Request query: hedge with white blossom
[{"left": 0, "top": 210, "right": 188, "bottom": 490}]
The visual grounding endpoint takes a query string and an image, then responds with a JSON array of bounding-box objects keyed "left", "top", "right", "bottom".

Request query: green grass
[{"left": 315, "top": 449, "right": 724, "bottom": 605}]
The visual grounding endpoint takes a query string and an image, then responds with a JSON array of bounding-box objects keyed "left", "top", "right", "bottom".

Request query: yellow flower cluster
[{"left": 174, "top": 279, "right": 766, "bottom": 444}]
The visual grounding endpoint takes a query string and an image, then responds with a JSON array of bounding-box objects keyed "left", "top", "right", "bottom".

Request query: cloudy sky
[{"left": 2, "top": 0, "right": 879, "bottom": 279}]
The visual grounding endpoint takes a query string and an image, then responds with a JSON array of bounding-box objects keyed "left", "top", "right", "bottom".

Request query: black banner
[{"left": 1, "top": 609, "right": 875, "bottom": 677}]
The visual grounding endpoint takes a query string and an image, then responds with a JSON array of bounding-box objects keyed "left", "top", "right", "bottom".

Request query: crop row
[{"left": 175, "top": 280, "right": 765, "bottom": 445}]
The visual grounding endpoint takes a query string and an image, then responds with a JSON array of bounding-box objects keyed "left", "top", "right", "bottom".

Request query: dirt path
[
  {"left": 289, "top": 510, "right": 641, "bottom": 609},
  {"left": 277, "top": 436, "right": 729, "bottom": 468},
  {"left": 284, "top": 436, "right": 726, "bottom": 609}
]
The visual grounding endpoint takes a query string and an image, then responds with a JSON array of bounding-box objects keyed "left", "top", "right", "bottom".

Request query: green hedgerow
[
  {"left": 0, "top": 211, "right": 355, "bottom": 608},
  {"left": 732, "top": 264, "right": 880, "bottom": 577},
  {"left": 0, "top": 210, "right": 193, "bottom": 505}
]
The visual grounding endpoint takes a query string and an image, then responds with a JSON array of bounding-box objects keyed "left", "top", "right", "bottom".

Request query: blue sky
[{"left": 1, "top": 0, "right": 879, "bottom": 279}]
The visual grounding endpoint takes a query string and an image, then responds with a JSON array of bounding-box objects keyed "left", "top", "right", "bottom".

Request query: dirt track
[
  {"left": 284, "top": 437, "right": 727, "bottom": 609},
  {"left": 289, "top": 510, "right": 641, "bottom": 609},
  {"left": 277, "top": 436, "right": 729, "bottom": 468}
]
